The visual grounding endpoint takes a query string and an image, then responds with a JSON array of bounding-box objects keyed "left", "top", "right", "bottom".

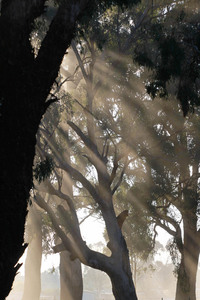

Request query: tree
[
  {"left": 127, "top": 2, "right": 200, "bottom": 299},
  {"left": 35, "top": 8, "right": 186, "bottom": 297},
  {"left": 0, "top": 1, "right": 140, "bottom": 298},
  {"left": 125, "top": 98, "right": 200, "bottom": 300},
  {"left": 62, "top": 3, "right": 200, "bottom": 299},
  {"left": 32, "top": 29, "right": 141, "bottom": 298}
]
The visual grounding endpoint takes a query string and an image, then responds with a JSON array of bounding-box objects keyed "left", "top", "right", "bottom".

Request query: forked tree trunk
[{"left": 175, "top": 216, "right": 200, "bottom": 300}]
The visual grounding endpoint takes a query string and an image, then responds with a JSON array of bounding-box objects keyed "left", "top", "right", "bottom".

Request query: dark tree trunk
[
  {"left": 175, "top": 216, "right": 200, "bottom": 300},
  {"left": 175, "top": 246, "right": 199, "bottom": 300},
  {"left": 60, "top": 251, "right": 83, "bottom": 300},
  {"left": 22, "top": 205, "right": 42, "bottom": 300},
  {"left": 108, "top": 237, "right": 138, "bottom": 300},
  {"left": 0, "top": 1, "right": 89, "bottom": 298},
  {"left": 0, "top": 92, "right": 41, "bottom": 300},
  {"left": 110, "top": 271, "right": 137, "bottom": 300}
]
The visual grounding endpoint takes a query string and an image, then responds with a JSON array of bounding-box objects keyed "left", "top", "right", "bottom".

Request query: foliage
[
  {"left": 33, "top": 156, "right": 54, "bottom": 183},
  {"left": 114, "top": 182, "right": 155, "bottom": 261},
  {"left": 41, "top": 212, "right": 56, "bottom": 254},
  {"left": 166, "top": 238, "right": 181, "bottom": 277},
  {"left": 134, "top": 1, "right": 200, "bottom": 115}
]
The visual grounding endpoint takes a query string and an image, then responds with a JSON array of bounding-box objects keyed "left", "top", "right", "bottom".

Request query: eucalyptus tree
[
  {"left": 125, "top": 98, "right": 200, "bottom": 300},
  {"left": 64, "top": 4, "right": 200, "bottom": 300},
  {"left": 34, "top": 12, "right": 161, "bottom": 295},
  {"left": 128, "top": 2, "right": 200, "bottom": 299},
  {"left": 34, "top": 38, "right": 139, "bottom": 299},
  {"left": 34, "top": 4, "right": 190, "bottom": 298}
]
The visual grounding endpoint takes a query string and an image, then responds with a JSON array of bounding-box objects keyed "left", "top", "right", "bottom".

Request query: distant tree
[
  {"left": 126, "top": 99, "right": 200, "bottom": 300},
  {"left": 136, "top": 260, "right": 176, "bottom": 299}
]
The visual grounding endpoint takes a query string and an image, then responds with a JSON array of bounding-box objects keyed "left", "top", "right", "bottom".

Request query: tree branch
[
  {"left": 35, "top": 193, "right": 111, "bottom": 271},
  {"left": 110, "top": 147, "right": 119, "bottom": 184},
  {"left": 112, "top": 159, "right": 129, "bottom": 195},
  {"left": 71, "top": 39, "right": 88, "bottom": 82},
  {"left": 112, "top": 167, "right": 125, "bottom": 195},
  {"left": 53, "top": 208, "right": 96, "bottom": 253},
  {"left": 58, "top": 158, "right": 103, "bottom": 207},
  {"left": 155, "top": 219, "right": 176, "bottom": 237},
  {"left": 122, "top": 5, "right": 150, "bottom": 52},
  {"left": 36, "top": 178, "right": 80, "bottom": 228},
  {"left": 67, "top": 120, "right": 110, "bottom": 182},
  {"left": 35, "top": 193, "right": 84, "bottom": 261},
  {"left": 67, "top": 121, "right": 102, "bottom": 160}
]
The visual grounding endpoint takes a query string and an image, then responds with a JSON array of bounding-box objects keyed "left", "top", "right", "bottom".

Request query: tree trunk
[
  {"left": 0, "top": 99, "right": 40, "bottom": 300},
  {"left": 60, "top": 251, "right": 83, "bottom": 300},
  {"left": 109, "top": 268, "right": 137, "bottom": 300},
  {"left": 108, "top": 237, "right": 138, "bottom": 300},
  {"left": 22, "top": 205, "right": 43, "bottom": 300},
  {"left": 0, "top": 1, "right": 89, "bottom": 297},
  {"left": 175, "top": 217, "right": 200, "bottom": 300},
  {"left": 59, "top": 170, "right": 83, "bottom": 300}
]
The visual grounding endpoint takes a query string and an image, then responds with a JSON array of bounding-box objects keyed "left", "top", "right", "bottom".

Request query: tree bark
[
  {"left": 108, "top": 237, "right": 138, "bottom": 300},
  {"left": 22, "top": 205, "right": 42, "bottom": 300},
  {"left": 175, "top": 216, "right": 200, "bottom": 300},
  {"left": 110, "top": 271, "right": 137, "bottom": 300},
  {"left": 60, "top": 251, "right": 83, "bottom": 300}
]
